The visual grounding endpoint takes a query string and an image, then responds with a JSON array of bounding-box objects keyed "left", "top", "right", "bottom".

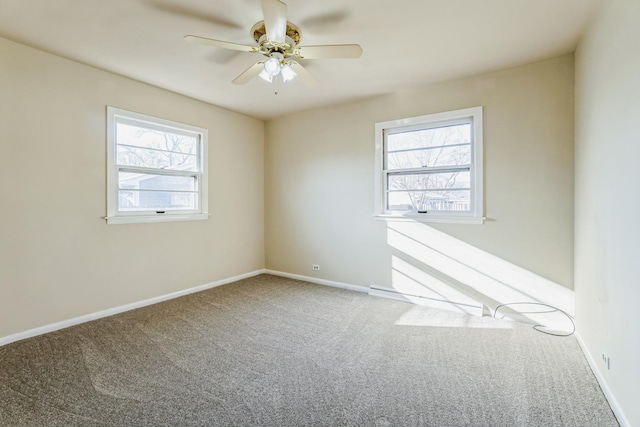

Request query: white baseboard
[
  {"left": 264, "top": 269, "right": 369, "bottom": 293},
  {"left": 368, "top": 285, "right": 484, "bottom": 316},
  {"left": 575, "top": 332, "right": 630, "bottom": 427},
  {"left": 0, "top": 269, "right": 267, "bottom": 347},
  {"left": 265, "top": 271, "right": 486, "bottom": 317}
]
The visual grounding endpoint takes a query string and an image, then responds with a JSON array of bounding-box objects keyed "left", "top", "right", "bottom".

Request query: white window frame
[
  {"left": 106, "top": 107, "right": 209, "bottom": 225},
  {"left": 374, "top": 106, "right": 484, "bottom": 224}
]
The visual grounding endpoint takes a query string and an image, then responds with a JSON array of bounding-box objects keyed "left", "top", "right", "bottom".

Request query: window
[
  {"left": 106, "top": 107, "right": 208, "bottom": 224},
  {"left": 375, "top": 107, "right": 483, "bottom": 223}
]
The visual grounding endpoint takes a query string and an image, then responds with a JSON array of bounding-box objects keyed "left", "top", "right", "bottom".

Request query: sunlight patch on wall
[
  {"left": 389, "top": 256, "right": 481, "bottom": 315},
  {"left": 385, "top": 221, "right": 574, "bottom": 331}
]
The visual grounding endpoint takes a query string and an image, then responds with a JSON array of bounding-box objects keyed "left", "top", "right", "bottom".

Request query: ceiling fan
[{"left": 184, "top": 0, "right": 362, "bottom": 88}]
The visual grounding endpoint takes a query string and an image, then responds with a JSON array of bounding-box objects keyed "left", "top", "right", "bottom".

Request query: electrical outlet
[
  {"left": 602, "top": 353, "right": 611, "bottom": 370},
  {"left": 312, "top": 265, "right": 320, "bottom": 271}
]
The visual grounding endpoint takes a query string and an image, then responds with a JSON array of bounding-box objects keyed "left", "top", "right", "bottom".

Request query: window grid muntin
[{"left": 117, "top": 143, "right": 198, "bottom": 157}]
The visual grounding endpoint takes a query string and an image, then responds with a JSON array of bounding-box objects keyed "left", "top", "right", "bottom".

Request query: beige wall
[
  {"left": 0, "top": 37, "right": 265, "bottom": 339},
  {"left": 266, "top": 55, "right": 575, "bottom": 313},
  {"left": 575, "top": 0, "right": 640, "bottom": 424}
]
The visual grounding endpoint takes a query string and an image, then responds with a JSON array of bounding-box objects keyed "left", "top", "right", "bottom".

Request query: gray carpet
[{"left": 0, "top": 274, "right": 618, "bottom": 426}]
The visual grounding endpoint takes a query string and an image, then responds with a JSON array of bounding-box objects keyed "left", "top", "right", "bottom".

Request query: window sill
[
  {"left": 105, "top": 213, "right": 209, "bottom": 225},
  {"left": 374, "top": 214, "right": 484, "bottom": 225}
]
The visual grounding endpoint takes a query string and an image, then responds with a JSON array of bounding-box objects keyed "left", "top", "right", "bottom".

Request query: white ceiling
[{"left": 0, "top": 0, "right": 598, "bottom": 120}]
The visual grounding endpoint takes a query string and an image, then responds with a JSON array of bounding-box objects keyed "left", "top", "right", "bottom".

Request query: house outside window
[
  {"left": 375, "top": 106, "right": 483, "bottom": 224},
  {"left": 106, "top": 107, "right": 208, "bottom": 224}
]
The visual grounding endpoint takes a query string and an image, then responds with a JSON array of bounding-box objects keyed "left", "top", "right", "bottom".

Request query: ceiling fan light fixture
[
  {"left": 263, "top": 56, "right": 281, "bottom": 77},
  {"left": 258, "top": 69, "right": 273, "bottom": 82},
  {"left": 281, "top": 64, "right": 297, "bottom": 83}
]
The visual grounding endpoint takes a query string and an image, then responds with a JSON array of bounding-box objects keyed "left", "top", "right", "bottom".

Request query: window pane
[
  {"left": 117, "top": 145, "right": 197, "bottom": 171},
  {"left": 387, "top": 123, "right": 470, "bottom": 152},
  {"left": 118, "top": 190, "right": 197, "bottom": 211},
  {"left": 376, "top": 107, "right": 482, "bottom": 220},
  {"left": 386, "top": 144, "right": 470, "bottom": 170},
  {"left": 388, "top": 171, "right": 470, "bottom": 191},
  {"left": 116, "top": 122, "right": 199, "bottom": 171},
  {"left": 387, "top": 190, "right": 470, "bottom": 212},
  {"left": 119, "top": 172, "right": 196, "bottom": 192}
]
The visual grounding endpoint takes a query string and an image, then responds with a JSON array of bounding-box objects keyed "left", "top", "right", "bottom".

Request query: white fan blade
[
  {"left": 296, "top": 44, "right": 362, "bottom": 59},
  {"left": 289, "top": 61, "right": 320, "bottom": 89},
  {"left": 300, "top": 10, "right": 350, "bottom": 29},
  {"left": 232, "top": 61, "right": 265, "bottom": 85},
  {"left": 261, "top": 0, "right": 287, "bottom": 43},
  {"left": 184, "top": 35, "right": 256, "bottom": 53}
]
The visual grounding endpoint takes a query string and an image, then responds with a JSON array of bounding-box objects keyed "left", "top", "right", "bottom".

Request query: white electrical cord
[{"left": 493, "top": 302, "right": 575, "bottom": 337}]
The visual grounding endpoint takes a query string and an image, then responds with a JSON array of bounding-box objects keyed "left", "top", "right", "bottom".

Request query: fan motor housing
[{"left": 251, "top": 21, "right": 301, "bottom": 58}]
